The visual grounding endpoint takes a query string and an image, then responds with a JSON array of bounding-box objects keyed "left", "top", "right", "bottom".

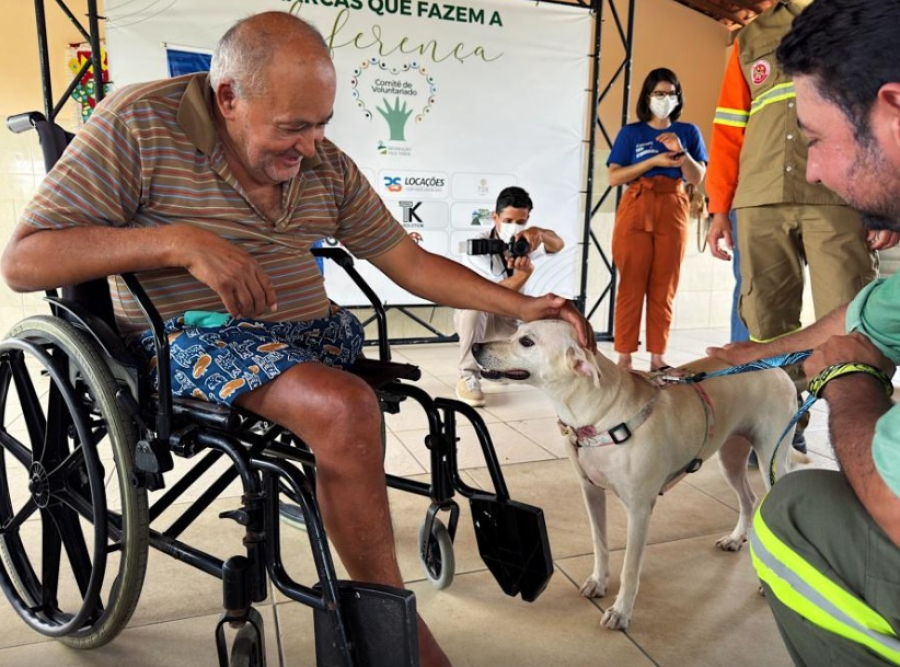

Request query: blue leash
[
  {"left": 767, "top": 393, "right": 817, "bottom": 485},
  {"left": 663, "top": 350, "right": 814, "bottom": 486},
  {"left": 661, "top": 350, "right": 812, "bottom": 382}
]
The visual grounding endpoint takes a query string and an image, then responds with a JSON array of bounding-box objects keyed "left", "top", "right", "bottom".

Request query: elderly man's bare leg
[{"left": 235, "top": 363, "right": 452, "bottom": 667}]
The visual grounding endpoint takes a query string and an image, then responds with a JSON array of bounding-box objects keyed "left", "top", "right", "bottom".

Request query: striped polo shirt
[{"left": 21, "top": 73, "right": 407, "bottom": 336}]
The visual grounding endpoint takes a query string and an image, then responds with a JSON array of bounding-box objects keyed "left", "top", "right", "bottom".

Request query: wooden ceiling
[
  {"left": 560, "top": 1, "right": 780, "bottom": 32},
  {"left": 669, "top": 0, "right": 778, "bottom": 30}
]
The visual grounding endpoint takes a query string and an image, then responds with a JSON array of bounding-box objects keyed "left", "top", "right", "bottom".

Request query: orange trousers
[{"left": 611, "top": 175, "right": 689, "bottom": 355}]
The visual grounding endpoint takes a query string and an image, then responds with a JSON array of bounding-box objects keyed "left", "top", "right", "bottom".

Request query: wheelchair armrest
[
  {"left": 120, "top": 272, "right": 175, "bottom": 440},
  {"left": 311, "top": 245, "right": 353, "bottom": 269},
  {"left": 118, "top": 245, "right": 406, "bottom": 438},
  {"left": 350, "top": 357, "right": 421, "bottom": 389},
  {"left": 311, "top": 245, "right": 391, "bottom": 362}
]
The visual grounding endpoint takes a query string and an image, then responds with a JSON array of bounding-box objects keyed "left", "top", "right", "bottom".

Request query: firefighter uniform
[
  {"left": 706, "top": 0, "right": 876, "bottom": 342},
  {"left": 753, "top": 470, "right": 900, "bottom": 666}
]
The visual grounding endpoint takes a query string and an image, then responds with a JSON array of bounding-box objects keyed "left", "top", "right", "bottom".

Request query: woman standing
[{"left": 607, "top": 68, "right": 707, "bottom": 372}]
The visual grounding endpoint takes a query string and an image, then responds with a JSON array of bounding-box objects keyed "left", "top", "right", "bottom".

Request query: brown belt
[{"left": 624, "top": 175, "right": 685, "bottom": 232}]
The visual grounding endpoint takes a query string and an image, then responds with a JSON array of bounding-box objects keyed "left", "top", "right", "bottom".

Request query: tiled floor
[{"left": 0, "top": 326, "right": 842, "bottom": 667}]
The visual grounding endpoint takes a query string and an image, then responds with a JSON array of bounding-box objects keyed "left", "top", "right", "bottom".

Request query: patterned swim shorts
[{"left": 134, "top": 308, "right": 365, "bottom": 405}]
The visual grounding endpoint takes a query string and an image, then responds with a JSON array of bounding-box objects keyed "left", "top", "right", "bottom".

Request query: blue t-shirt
[{"left": 607, "top": 121, "right": 708, "bottom": 181}]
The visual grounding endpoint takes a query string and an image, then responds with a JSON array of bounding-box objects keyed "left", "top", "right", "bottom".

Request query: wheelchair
[{"left": 0, "top": 112, "right": 554, "bottom": 666}]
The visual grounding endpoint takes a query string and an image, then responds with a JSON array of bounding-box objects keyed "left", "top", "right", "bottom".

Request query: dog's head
[{"left": 472, "top": 320, "right": 604, "bottom": 391}]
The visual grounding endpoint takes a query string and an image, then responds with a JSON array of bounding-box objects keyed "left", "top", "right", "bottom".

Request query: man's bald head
[{"left": 209, "top": 12, "right": 331, "bottom": 100}]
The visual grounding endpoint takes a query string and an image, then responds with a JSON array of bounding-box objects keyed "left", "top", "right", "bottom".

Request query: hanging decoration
[{"left": 67, "top": 43, "right": 111, "bottom": 125}]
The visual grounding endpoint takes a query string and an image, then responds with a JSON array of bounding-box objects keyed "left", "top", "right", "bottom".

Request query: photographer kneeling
[{"left": 454, "top": 186, "right": 564, "bottom": 406}]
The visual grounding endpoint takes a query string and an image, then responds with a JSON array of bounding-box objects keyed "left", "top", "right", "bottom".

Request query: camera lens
[{"left": 509, "top": 238, "right": 531, "bottom": 257}]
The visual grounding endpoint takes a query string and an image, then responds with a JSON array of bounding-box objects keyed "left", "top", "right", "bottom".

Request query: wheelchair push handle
[{"left": 7, "top": 111, "right": 46, "bottom": 134}]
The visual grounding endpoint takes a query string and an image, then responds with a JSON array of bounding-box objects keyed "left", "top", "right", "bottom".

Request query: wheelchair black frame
[{"left": 4, "top": 226, "right": 531, "bottom": 665}]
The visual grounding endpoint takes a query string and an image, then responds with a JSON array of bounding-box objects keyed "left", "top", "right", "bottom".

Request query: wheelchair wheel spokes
[
  {"left": 7, "top": 349, "right": 47, "bottom": 457},
  {"left": 0, "top": 424, "right": 33, "bottom": 470},
  {"left": 39, "top": 507, "right": 62, "bottom": 613},
  {"left": 1, "top": 495, "right": 38, "bottom": 540},
  {"left": 52, "top": 501, "right": 106, "bottom": 621},
  {"left": 0, "top": 353, "right": 108, "bottom": 635},
  {"left": 0, "top": 426, "right": 39, "bottom": 535},
  {"left": 0, "top": 316, "right": 149, "bottom": 648}
]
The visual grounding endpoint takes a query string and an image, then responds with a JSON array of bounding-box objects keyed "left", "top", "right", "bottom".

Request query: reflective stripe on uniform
[
  {"left": 749, "top": 82, "right": 796, "bottom": 117},
  {"left": 714, "top": 107, "right": 750, "bottom": 128},
  {"left": 750, "top": 501, "right": 900, "bottom": 664}
]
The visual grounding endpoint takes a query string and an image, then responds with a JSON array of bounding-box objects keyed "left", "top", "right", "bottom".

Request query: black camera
[{"left": 466, "top": 237, "right": 531, "bottom": 258}]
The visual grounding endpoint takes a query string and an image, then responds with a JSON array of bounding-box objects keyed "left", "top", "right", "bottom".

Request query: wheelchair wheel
[
  {"left": 230, "top": 624, "right": 264, "bottom": 667},
  {"left": 0, "top": 316, "right": 149, "bottom": 648},
  {"left": 417, "top": 517, "right": 454, "bottom": 589}
]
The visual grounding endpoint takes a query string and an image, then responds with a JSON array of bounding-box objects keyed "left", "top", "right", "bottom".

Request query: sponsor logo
[
  {"left": 380, "top": 170, "right": 449, "bottom": 199},
  {"left": 404, "top": 176, "right": 445, "bottom": 187},
  {"left": 399, "top": 201, "right": 423, "bottom": 224},
  {"left": 351, "top": 58, "right": 438, "bottom": 157},
  {"left": 390, "top": 200, "right": 449, "bottom": 229},
  {"left": 470, "top": 208, "right": 491, "bottom": 226},
  {"left": 377, "top": 140, "right": 412, "bottom": 157}
]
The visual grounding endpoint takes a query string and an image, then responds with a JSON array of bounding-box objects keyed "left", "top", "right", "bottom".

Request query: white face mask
[
  {"left": 649, "top": 96, "right": 679, "bottom": 120},
  {"left": 498, "top": 222, "right": 521, "bottom": 243}
]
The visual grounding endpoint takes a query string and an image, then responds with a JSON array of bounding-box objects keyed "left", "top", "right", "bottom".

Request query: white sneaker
[{"left": 456, "top": 376, "right": 485, "bottom": 407}]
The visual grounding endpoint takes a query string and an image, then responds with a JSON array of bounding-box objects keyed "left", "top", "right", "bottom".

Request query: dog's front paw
[
  {"left": 600, "top": 606, "right": 630, "bottom": 631},
  {"left": 579, "top": 575, "right": 608, "bottom": 598},
  {"left": 715, "top": 533, "right": 747, "bottom": 552}
]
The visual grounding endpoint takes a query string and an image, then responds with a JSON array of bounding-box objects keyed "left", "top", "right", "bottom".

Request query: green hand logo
[{"left": 377, "top": 97, "right": 413, "bottom": 141}]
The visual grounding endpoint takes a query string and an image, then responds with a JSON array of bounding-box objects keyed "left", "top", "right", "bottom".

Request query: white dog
[{"left": 473, "top": 320, "right": 799, "bottom": 630}]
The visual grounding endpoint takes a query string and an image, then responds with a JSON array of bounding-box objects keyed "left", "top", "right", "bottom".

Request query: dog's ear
[{"left": 566, "top": 346, "right": 601, "bottom": 388}]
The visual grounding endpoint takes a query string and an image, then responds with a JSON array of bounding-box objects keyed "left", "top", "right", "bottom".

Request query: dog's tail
[{"left": 790, "top": 448, "right": 811, "bottom": 465}]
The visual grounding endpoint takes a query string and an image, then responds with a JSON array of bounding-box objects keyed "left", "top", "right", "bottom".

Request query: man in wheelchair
[{"left": 1, "top": 11, "right": 593, "bottom": 667}]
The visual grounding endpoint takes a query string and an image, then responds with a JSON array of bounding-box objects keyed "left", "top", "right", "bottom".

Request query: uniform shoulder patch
[{"left": 750, "top": 58, "right": 771, "bottom": 86}]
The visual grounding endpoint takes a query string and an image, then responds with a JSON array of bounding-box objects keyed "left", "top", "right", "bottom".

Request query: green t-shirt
[{"left": 845, "top": 275, "right": 900, "bottom": 497}]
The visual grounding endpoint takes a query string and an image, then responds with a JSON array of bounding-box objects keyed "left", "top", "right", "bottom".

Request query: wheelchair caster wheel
[
  {"left": 230, "top": 623, "right": 265, "bottom": 667},
  {"left": 417, "top": 517, "right": 455, "bottom": 589}
]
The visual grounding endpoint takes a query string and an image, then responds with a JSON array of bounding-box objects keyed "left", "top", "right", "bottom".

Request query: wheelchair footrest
[
  {"left": 313, "top": 581, "right": 419, "bottom": 667},
  {"left": 470, "top": 493, "right": 554, "bottom": 602}
]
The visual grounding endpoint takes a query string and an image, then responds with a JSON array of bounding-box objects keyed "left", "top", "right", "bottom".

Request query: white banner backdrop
[{"left": 104, "top": 0, "right": 591, "bottom": 305}]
